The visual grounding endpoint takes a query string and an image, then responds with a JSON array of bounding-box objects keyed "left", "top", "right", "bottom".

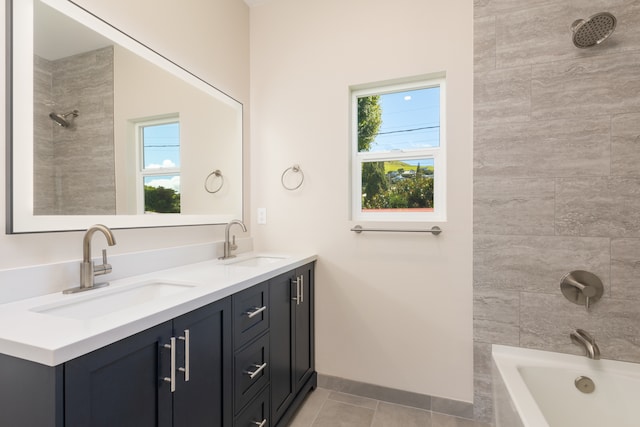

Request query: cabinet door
[
  {"left": 65, "top": 321, "right": 173, "bottom": 427},
  {"left": 269, "top": 271, "right": 295, "bottom": 425},
  {"left": 173, "top": 297, "right": 232, "bottom": 427},
  {"left": 293, "top": 263, "right": 315, "bottom": 392}
]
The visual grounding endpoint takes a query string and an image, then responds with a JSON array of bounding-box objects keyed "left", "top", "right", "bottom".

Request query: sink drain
[{"left": 575, "top": 376, "right": 595, "bottom": 393}]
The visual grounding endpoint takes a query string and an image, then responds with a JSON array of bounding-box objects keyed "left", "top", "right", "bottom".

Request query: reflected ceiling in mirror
[{"left": 8, "top": 0, "right": 243, "bottom": 233}]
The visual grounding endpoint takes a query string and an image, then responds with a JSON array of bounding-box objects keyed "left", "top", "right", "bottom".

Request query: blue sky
[
  {"left": 371, "top": 86, "right": 440, "bottom": 153},
  {"left": 143, "top": 122, "right": 181, "bottom": 169},
  {"left": 142, "top": 122, "right": 181, "bottom": 191}
]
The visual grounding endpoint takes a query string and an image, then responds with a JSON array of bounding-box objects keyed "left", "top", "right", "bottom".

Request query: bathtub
[{"left": 491, "top": 344, "right": 640, "bottom": 427}]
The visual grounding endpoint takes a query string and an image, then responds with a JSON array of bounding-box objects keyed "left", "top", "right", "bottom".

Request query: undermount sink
[
  {"left": 32, "top": 281, "right": 195, "bottom": 320},
  {"left": 225, "top": 256, "right": 285, "bottom": 268}
]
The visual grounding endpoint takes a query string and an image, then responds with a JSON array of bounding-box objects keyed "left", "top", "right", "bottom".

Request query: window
[
  {"left": 351, "top": 77, "right": 446, "bottom": 221},
  {"left": 136, "top": 117, "right": 181, "bottom": 213}
]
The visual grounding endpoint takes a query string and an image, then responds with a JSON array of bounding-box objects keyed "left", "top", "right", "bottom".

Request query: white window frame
[
  {"left": 135, "top": 116, "right": 181, "bottom": 214},
  {"left": 351, "top": 77, "right": 447, "bottom": 222}
]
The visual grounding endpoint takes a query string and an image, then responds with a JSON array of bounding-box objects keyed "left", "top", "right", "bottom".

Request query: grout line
[
  {"left": 308, "top": 396, "right": 330, "bottom": 427},
  {"left": 368, "top": 399, "right": 380, "bottom": 427}
]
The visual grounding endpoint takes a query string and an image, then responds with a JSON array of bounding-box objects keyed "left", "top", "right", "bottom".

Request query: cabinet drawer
[
  {"left": 234, "top": 385, "right": 270, "bottom": 427},
  {"left": 234, "top": 332, "right": 270, "bottom": 414},
  {"left": 233, "top": 282, "right": 269, "bottom": 349}
]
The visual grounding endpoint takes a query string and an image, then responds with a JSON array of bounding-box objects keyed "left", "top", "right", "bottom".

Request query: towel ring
[
  {"left": 204, "top": 169, "right": 224, "bottom": 193},
  {"left": 281, "top": 164, "right": 304, "bottom": 190}
]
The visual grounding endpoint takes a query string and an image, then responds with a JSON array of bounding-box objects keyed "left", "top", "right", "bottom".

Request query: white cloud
[
  {"left": 145, "top": 176, "right": 180, "bottom": 192},
  {"left": 146, "top": 159, "right": 177, "bottom": 169}
]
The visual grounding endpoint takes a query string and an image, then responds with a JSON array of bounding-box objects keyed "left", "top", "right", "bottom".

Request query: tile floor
[{"left": 287, "top": 388, "right": 492, "bottom": 427}]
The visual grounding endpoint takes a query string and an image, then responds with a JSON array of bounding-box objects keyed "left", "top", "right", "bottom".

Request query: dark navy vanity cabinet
[
  {"left": 66, "top": 297, "right": 232, "bottom": 427},
  {"left": 0, "top": 262, "right": 316, "bottom": 427}
]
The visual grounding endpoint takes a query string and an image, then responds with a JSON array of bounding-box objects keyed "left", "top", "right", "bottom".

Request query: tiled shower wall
[
  {"left": 34, "top": 46, "right": 115, "bottom": 215},
  {"left": 473, "top": 0, "right": 640, "bottom": 422}
]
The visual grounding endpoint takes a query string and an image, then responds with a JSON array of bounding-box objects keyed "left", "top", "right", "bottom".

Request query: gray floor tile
[
  {"left": 289, "top": 386, "right": 489, "bottom": 427},
  {"left": 432, "top": 412, "right": 491, "bottom": 427},
  {"left": 288, "top": 388, "right": 331, "bottom": 427},
  {"left": 328, "top": 391, "right": 378, "bottom": 409},
  {"left": 371, "top": 402, "right": 431, "bottom": 427},
  {"left": 311, "top": 399, "right": 375, "bottom": 427}
]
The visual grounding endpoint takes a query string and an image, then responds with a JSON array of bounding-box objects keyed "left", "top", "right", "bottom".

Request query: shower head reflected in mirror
[
  {"left": 49, "top": 110, "right": 79, "bottom": 128},
  {"left": 571, "top": 12, "right": 617, "bottom": 48}
]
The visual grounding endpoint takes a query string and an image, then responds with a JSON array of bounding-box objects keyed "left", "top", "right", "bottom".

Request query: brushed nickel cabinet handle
[
  {"left": 178, "top": 329, "right": 190, "bottom": 382},
  {"left": 163, "top": 337, "right": 176, "bottom": 392},
  {"left": 246, "top": 306, "right": 267, "bottom": 319},
  {"left": 244, "top": 362, "right": 267, "bottom": 379},
  {"left": 291, "top": 277, "right": 300, "bottom": 305},
  {"left": 252, "top": 419, "right": 267, "bottom": 427}
]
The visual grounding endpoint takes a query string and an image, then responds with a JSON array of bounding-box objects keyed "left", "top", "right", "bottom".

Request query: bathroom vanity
[{"left": 0, "top": 254, "right": 316, "bottom": 427}]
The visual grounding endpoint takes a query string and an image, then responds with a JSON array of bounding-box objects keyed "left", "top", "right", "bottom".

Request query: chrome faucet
[
  {"left": 570, "top": 329, "right": 600, "bottom": 360},
  {"left": 64, "top": 224, "right": 117, "bottom": 294},
  {"left": 219, "top": 219, "right": 247, "bottom": 260}
]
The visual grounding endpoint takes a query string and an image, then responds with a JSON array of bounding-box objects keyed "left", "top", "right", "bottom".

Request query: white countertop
[{"left": 0, "top": 252, "right": 317, "bottom": 366}]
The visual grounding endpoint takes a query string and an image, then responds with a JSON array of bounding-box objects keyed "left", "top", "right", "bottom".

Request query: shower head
[
  {"left": 571, "top": 12, "right": 617, "bottom": 48},
  {"left": 49, "top": 110, "right": 79, "bottom": 128}
]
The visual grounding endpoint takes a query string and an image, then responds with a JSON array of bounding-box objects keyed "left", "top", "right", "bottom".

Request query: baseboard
[{"left": 317, "top": 374, "right": 474, "bottom": 420}]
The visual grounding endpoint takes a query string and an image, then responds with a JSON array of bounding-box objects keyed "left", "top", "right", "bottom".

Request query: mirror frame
[{"left": 6, "top": 0, "right": 244, "bottom": 233}]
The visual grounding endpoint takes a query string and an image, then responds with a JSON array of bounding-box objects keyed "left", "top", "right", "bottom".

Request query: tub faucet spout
[{"left": 570, "top": 329, "right": 600, "bottom": 360}]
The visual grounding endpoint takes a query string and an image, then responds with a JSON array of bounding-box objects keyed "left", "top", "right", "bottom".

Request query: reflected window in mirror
[{"left": 136, "top": 118, "right": 181, "bottom": 214}]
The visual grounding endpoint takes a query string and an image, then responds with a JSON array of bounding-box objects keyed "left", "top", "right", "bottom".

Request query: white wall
[
  {"left": 0, "top": 0, "right": 249, "bottom": 270},
  {"left": 250, "top": 0, "right": 474, "bottom": 401}
]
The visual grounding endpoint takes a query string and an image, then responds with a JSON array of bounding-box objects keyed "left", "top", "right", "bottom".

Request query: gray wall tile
[
  {"left": 34, "top": 56, "right": 55, "bottom": 214},
  {"left": 474, "top": 16, "right": 496, "bottom": 72},
  {"left": 474, "top": 0, "right": 640, "bottom": 424},
  {"left": 34, "top": 46, "right": 115, "bottom": 215},
  {"left": 473, "top": 177, "right": 554, "bottom": 235},
  {"left": 474, "top": 117, "right": 610, "bottom": 178},
  {"left": 611, "top": 112, "right": 640, "bottom": 176},
  {"left": 520, "top": 292, "right": 640, "bottom": 363},
  {"left": 474, "top": 235, "right": 610, "bottom": 293},
  {"left": 474, "top": 289, "right": 520, "bottom": 345},
  {"left": 496, "top": 2, "right": 640, "bottom": 68},
  {"left": 611, "top": 238, "right": 640, "bottom": 300},
  {"left": 556, "top": 177, "right": 640, "bottom": 237},
  {"left": 531, "top": 52, "right": 640, "bottom": 121},
  {"left": 474, "top": 66, "right": 531, "bottom": 125},
  {"left": 474, "top": 0, "right": 556, "bottom": 18},
  {"left": 496, "top": 4, "right": 572, "bottom": 68},
  {"left": 472, "top": 342, "right": 494, "bottom": 414}
]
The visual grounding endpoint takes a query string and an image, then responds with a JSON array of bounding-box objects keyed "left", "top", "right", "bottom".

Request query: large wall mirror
[{"left": 7, "top": 0, "right": 243, "bottom": 233}]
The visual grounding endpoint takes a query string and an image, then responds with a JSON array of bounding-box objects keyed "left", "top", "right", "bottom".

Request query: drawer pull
[
  {"left": 244, "top": 362, "right": 267, "bottom": 379},
  {"left": 252, "top": 419, "right": 267, "bottom": 427},
  {"left": 178, "top": 329, "right": 190, "bottom": 381},
  {"left": 163, "top": 337, "right": 176, "bottom": 392},
  {"left": 246, "top": 305, "right": 267, "bottom": 319}
]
